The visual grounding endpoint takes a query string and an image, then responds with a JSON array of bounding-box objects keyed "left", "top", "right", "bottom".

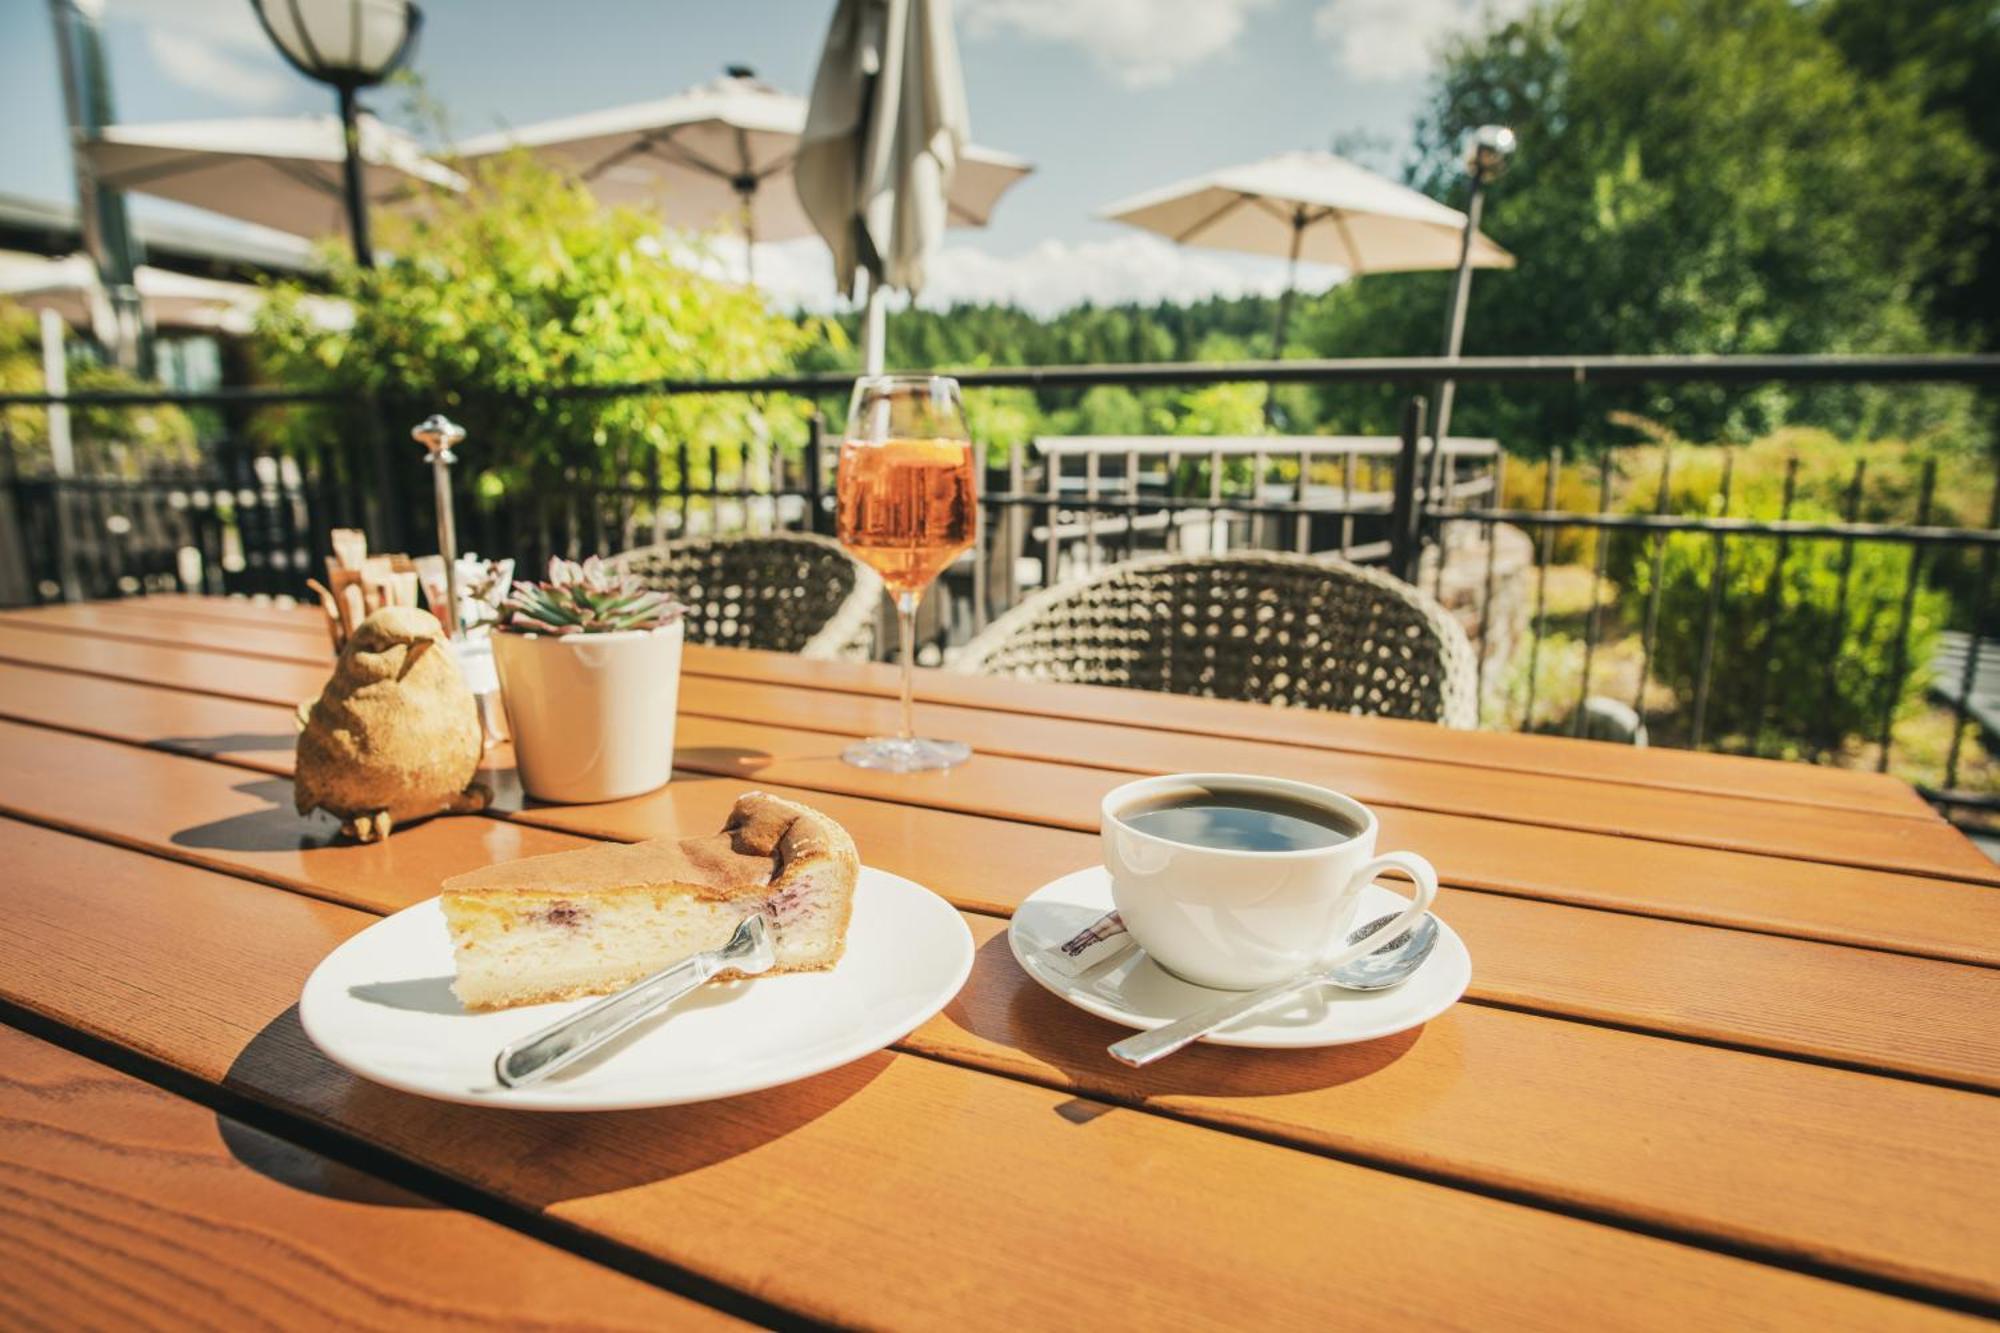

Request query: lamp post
[
  {"left": 249, "top": 0, "right": 422, "bottom": 267},
  {"left": 1429, "top": 124, "right": 1515, "bottom": 494}
]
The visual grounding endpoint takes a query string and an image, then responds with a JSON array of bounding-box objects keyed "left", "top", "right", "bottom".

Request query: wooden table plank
[
  {"left": 0, "top": 622, "right": 1987, "bottom": 885},
  {"left": 0, "top": 603, "right": 337, "bottom": 664},
  {"left": 666, "top": 712, "right": 2000, "bottom": 882},
  {"left": 6, "top": 598, "right": 1934, "bottom": 820},
  {"left": 5, "top": 657, "right": 1999, "bottom": 992},
  {"left": 0, "top": 1025, "right": 740, "bottom": 1331},
  {"left": 679, "top": 641, "right": 1937, "bottom": 816},
  {"left": 0, "top": 817, "right": 1975, "bottom": 1331},
  {"left": 6, "top": 725, "right": 1995, "bottom": 1304}
]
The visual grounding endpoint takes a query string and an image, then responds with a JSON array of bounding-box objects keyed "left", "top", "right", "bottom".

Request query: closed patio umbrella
[
  {"left": 1100, "top": 150, "right": 1513, "bottom": 355},
  {"left": 82, "top": 114, "right": 465, "bottom": 242},
  {"left": 454, "top": 65, "right": 1027, "bottom": 286},
  {"left": 795, "top": 0, "right": 971, "bottom": 373}
]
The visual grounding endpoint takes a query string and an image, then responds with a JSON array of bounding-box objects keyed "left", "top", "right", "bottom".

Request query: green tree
[
  {"left": 1303, "top": 0, "right": 1990, "bottom": 452},
  {"left": 254, "top": 152, "right": 815, "bottom": 500},
  {"left": 1816, "top": 0, "right": 2000, "bottom": 350}
]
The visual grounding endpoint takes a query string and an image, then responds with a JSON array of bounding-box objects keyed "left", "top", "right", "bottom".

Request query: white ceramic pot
[{"left": 491, "top": 621, "right": 683, "bottom": 803}]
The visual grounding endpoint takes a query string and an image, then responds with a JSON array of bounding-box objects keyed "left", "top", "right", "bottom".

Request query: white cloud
[
  {"left": 105, "top": 0, "right": 296, "bottom": 108},
  {"left": 959, "top": 0, "right": 1275, "bottom": 88},
  {"left": 1312, "top": 0, "right": 1531, "bottom": 82},
  {"left": 145, "top": 29, "right": 292, "bottom": 108},
  {"left": 700, "top": 233, "right": 1343, "bottom": 318},
  {"left": 109, "top": 0, "right": 269, "bottom": 47}
]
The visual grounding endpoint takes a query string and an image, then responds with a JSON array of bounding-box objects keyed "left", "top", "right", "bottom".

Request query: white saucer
[
  {"left": 1007, "top": 866, "right": 1471, "bottom": 1049},
  {"left": 299, "top": 866, "right": 973, "bottom": 1111}
]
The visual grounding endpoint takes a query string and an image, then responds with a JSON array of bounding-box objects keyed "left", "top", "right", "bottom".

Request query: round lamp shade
[{"left": 251, "top": 0, "right": 421, "bottom": 89}]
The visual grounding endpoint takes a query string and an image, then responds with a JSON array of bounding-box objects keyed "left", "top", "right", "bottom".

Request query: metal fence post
[
  {"left": 0, "top": 427, "right": 32, "bottom": 606},
  {"left": 1389, "top": 395, "right": 1427, "bottom": 584},
  {"left": 805, "top": 411, "right": 830, "bottom": 535},
  {"left": 364, "top": 393, "right": 407, "bottom": 551}
]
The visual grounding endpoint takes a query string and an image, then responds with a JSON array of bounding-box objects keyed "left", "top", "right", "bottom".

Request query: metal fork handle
[{"left": 494, "top": 951, "right": 720, "bottom": 1089}]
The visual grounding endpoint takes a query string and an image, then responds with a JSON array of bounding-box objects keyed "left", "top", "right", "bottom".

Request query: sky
[{"left": 2, "top": 0, "right": 1514, "bottom": 314}]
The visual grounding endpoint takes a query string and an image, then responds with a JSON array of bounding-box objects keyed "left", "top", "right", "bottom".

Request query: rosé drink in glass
[{"left": 835, "top": 376, "right": 977, "bottom": 771}]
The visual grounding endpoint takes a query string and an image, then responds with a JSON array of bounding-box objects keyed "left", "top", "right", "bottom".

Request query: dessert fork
[{"left": 494, "top": 914, "right": 776, "bottom": 1088}]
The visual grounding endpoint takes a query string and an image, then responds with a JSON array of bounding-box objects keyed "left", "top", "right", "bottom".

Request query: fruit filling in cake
[{"left": 441, "top": 791, "right": 858, "bottom": 1011}]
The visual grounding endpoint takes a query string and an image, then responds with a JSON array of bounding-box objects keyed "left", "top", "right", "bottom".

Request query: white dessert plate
[
  {"left": 1008, "top": 866, "right": 1471, "bottom": 1049},
  {"left": 299, "top": 866, "right": 973, "bottom": 1111}
]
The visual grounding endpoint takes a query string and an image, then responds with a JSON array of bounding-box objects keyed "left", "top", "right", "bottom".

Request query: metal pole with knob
[
  {"left": 1426, "top": 124, "right": 1516, "bottom": 508},
  {"left": 412, "top": 413, "right": 466, "bottom": 637}
]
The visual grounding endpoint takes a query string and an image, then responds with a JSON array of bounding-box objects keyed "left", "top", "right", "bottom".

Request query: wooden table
[{"left": 0, "top": 594, "right": 1996, "bottom": 1330}]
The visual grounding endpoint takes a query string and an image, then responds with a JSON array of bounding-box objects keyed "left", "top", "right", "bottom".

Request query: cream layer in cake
[{"left": 441, "top": 791, "right": 858, "bottom": 1011}]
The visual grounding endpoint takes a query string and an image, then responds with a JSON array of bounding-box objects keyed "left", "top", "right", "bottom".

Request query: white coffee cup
[{"left": 1101, "top": 772, "right": 1439, "bottom": 991}]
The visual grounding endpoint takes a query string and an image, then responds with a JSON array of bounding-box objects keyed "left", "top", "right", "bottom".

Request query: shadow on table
[
  {"left": 944, "top": 931, "right": 1422, "bottom": 1103},
  {"left": 153, "top": 732, "right": 296, "bottom": 759},
  {"left": 224, "top": 1004, "right": 890, "bottom": 1208},
  {"left": 473, "top": 750, "right": 780, "bottom": 817},
  {"left": 675, "top": 745, "right": 779, "bottom": 776},
  {"left": 216, "top": 1115, "right": 441, "bottom": 1209},
  {"left": 172, "top": 777, "right": 343, "bottom": 853}
]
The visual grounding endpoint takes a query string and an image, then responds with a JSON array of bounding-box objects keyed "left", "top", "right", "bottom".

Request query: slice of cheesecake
[{"left": 441, "top": 791, "right": 858, "bottom": 1011}]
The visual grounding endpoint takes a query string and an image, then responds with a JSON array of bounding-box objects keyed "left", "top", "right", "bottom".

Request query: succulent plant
[{"left": 499, "top": 556, "right": 685, "bottom": 635}]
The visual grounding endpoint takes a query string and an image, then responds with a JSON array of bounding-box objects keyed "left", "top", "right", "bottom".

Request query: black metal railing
[{"left": 4, "top": 352, "right": 1998, "bottom": 819}]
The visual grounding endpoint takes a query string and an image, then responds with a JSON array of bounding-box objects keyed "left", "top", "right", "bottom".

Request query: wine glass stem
[{"left": 895, "top": 590, "right": 919, "bottom": 742}]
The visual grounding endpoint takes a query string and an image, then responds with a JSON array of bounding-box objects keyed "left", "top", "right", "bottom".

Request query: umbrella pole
[
  {"left": 1270, "top": 210, "right": 1305, "bottom": 357},
  {"left": 1264, "top": 212, "right": 1306, "bottom": 426},
  {"left": 1428, "top": 173, "right": 1487, "bottom": 496},
  {"left": 860, "top": 271, "right": 888, "bottom": 376},
  {"left": 737, "top": 180, "right": 757, "bottom": 286},
  {"left": 337, "top": 84, "right": 375, "bottom": 268}
]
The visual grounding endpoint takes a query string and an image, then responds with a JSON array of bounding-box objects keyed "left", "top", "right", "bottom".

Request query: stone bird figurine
[{"left": 295, "top": 606, "right": 490, "bottom": 842}]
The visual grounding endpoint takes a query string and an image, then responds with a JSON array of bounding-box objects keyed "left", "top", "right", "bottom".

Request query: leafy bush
[
  {"left": 1631, "top": 512, "right": 1945, "bottom": 753},
  {"left": 1499, "top": 454, "right": 1611, "bottom": 566},
  {"left": 1607, "top": 431, "right": 1994, "bottom": 631},
  {"left": 253, "top": 152, "right": 816, "bottom": 500}
]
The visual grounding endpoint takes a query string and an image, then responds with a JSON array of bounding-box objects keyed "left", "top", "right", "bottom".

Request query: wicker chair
[
  {"left": 608, "top": 532, "right": 880, "bottom": 660},
  {"left": 953, "top": 551, "right": 1477, "bottom": 726}
]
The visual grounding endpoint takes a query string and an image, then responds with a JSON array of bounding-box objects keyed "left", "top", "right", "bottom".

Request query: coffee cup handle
[{"left": 1316, "top": 851, "right": 1438, "bottom": 973}]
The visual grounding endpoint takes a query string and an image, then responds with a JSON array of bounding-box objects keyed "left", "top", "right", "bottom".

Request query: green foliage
[
  {"left": 1303, "top": 0, "right": 1990, "bottom": 452},
  {"left": 253, "top": 152, "right": 816, "bottom": 495},
  {"left": 1589, "top": 431, "right": 1964, "bottom": 749},
  {"left": 0, "top": 300, "right": 197, "bottom": 475},
  {"left": 1632, "top": 518, "right": 1943, "bottom": 753},
  {"left": 1816, "top": 0, "right": 2000, "bottom": 349}
]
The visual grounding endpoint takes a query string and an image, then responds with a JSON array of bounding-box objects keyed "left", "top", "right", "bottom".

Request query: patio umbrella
[
  {"left": 81, "top": 114, "right": 465, "bottom": 242},
  {"left": 1100, "top": 150, "right": 1514, "bottom": 355},
  {"left": 0, "top": 252, "right": 351, "bottom": 336},
  {"left": 795, "top": 0, "right": 971, "bottom": 374},
  {"left": 453, "top": 66, "right": 1028, "bottom": 286}
]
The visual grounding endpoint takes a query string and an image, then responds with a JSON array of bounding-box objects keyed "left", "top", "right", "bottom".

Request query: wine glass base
[{"left": 841, "top": 736, "right": 972, "bottom": 772}]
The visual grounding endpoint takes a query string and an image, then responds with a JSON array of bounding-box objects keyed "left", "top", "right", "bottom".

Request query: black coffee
[{"left": 1118, "top": 786, "right": 1362, "bottom": 853}]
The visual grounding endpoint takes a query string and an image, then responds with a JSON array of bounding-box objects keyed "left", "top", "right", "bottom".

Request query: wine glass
[{"left": 835, "top": 374, "right": 978, "bottom": 772}]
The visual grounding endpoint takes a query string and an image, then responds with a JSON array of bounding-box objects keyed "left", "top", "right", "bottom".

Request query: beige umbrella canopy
[
  {"left": 795, "top": 0, "right": 973, "bottom": 372},
  {"left": 0, "top": 252, "right": 352, "bottom": 336},
  {"left": 82, "top": 114, "right": 465, "bottom": 241},
  {"left": 454, "top": 66, "right": 1028, "bottom": 281},
  {"left": 2, "top": 252, "right": 251, "bottom": 333},
  {"left": 1101, "top": 149, "right": 1513, "bottom": 351}
]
